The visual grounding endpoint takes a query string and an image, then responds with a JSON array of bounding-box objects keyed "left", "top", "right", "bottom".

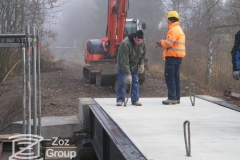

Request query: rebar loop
[
  {"left": 189, "top": 82, "right": 195, "bottom": 106},
  {"left": 124, "top": 84, "right": 132, "bottom": 107},
  {"left": 183, "top": 120, "right": 191, "bottom": 157},
  {"left": 123, "top": 82, "right": 127, "bottom": 106}
]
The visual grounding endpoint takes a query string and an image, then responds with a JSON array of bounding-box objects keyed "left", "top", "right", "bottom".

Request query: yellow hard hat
[{"left": 167, "top": 11, "right": 179, "bottom": 19}]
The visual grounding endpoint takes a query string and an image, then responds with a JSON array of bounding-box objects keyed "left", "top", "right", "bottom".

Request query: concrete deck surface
[{"left": 94, "top": 96, "right": 240, "bottom": 160}]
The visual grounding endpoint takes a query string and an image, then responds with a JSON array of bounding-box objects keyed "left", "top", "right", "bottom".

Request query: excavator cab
[{"left": 125, "top": 19, "right": 146, "bottom": 37}]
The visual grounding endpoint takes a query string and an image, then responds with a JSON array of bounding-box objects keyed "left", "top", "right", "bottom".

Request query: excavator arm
[{"left": 106, "top": 0, "right": 128, "bottom": 58}]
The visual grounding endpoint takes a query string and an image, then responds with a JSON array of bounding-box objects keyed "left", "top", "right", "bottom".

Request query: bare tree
[{"left": 0, "top": 0, "right": 66, "bottom": 81}]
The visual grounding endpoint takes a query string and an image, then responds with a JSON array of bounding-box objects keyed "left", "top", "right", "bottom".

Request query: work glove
[
  {"left": 126, "top": 74, "right": 132, "bottom": 84},
  {"left": 233, "top": 70, "right": 240, "bottom": 80},
  {"left": 139, "top": 64, "right": 144, "bottom": 73}
]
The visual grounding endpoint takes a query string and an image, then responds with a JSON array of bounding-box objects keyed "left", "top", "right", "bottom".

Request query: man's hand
[
  {"left": 139, "top": 65, "right": 144, "bottom": 73},
  {"left": 233, "top": 70, "right": 240, "bottom": 80},
  {"left": 126, "top": 74, "right": 132, "bottom": 84}
]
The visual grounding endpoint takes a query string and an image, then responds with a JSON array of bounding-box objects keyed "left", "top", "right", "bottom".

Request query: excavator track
[
  {"left": 83, "top": 66, "right": 96, "bottom": 83},
  {"left": 96, "top": 65, "right": 117, "bottom": 86},
  {"left": 83, "top": 59, "right": 116, "bottom": 86}
]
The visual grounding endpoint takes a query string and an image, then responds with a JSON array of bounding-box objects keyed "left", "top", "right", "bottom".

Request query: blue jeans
[
  {"left": 164, "top": 57, "right": 182, "bottom": 100},
  {"left": 116, "top": 68, "right": 139, "bottom": 103}
]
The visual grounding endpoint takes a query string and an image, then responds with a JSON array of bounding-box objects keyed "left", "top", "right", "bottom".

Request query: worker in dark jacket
[
  {"left": 116, "top": 30, "right": 146, "bottom": 106},
  {"left": 231, "top": 30, "right": 240, "bottom": 80},
  {"left": 157, "top": 11, "right": 186, "bottom": 105}
]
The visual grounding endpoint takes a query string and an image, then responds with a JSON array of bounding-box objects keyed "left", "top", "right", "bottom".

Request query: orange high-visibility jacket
[{"left": 160, "top": 22, "right": 186, "bottom": 60}]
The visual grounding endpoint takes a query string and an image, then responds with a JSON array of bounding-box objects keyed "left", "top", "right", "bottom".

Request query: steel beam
[
  {"left": 0, "top": 43, "right": 22, "bottom": 47},
  {"left": 89, "top": 104, "right": 147, "bottom": 160}
]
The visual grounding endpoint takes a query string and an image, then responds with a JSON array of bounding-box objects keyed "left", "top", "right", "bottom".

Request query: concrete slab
[
  {"left": 94, "top": 97, "right": 240, "bottom": 160},
  {"left": 0, "top": 116, "right": 81, "bottom": 139},
  {"left": 39, "top": 116, "right": 81, "bottom": 138},
  {"left": 78, "top": 98, "right": 97, "bottom": 130}
]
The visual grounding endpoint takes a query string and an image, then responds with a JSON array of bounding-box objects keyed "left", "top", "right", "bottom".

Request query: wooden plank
[
  {"left": 0, "top": 133, "right": 21, "bottom": 142},
  {"left": 223, "top": 90, "right": 240, "bottom": 100}
]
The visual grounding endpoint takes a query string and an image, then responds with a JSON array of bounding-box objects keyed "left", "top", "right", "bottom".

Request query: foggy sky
[{"left": 51, "top": 0, "right": 107, "bottom": 50}]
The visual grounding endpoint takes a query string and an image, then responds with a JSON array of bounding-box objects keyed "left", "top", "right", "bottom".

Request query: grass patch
[{"left": 149, "top": 64, "right": 164, "bottom": 77}]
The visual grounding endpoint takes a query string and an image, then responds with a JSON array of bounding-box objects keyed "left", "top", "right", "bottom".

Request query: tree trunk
[
  {"left": 206, "top": 38, "right": 213, "bottom": 85},
  {"left": 204, "top": 0, "right": 214, "bottom": 86}
]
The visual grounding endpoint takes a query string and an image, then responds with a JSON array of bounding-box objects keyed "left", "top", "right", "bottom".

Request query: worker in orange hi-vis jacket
[{"left": 156, "top": 11, "right": 186, "bottom": 105}]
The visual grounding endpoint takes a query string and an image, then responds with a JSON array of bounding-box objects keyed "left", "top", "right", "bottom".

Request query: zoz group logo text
[
  {"left": 45, "top": 137, "right": 77, "bottom": 159},
  {"left": 8, "top": 134, "right": 77, "bottom": 160}
]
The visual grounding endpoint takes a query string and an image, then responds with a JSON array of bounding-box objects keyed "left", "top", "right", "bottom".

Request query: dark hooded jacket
[
  {"left": 231, "top": 30, "right": 240, "bottom": 71},
  {"left": 116, "top": 34, "right": 146, "bottom": 74}
]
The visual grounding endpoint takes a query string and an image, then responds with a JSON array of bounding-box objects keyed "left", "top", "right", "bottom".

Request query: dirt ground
[{"left": 0, "top": 58, "right": 238, "bottom": 130}]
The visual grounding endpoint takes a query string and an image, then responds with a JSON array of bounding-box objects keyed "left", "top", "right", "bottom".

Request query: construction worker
[
  {"left": 231, "top": 30, "right": 240, "bottom": 80},
  {"left": 156, "top": 11, "right": 186, "bottom": 105},
  {"left": 116, "top": 30, "right": 146, "bottom": 106}
]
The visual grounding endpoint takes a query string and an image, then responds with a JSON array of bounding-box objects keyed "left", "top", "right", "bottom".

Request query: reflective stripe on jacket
[{"left": 161, "top": 22, "right": 186, "bottom": 59}]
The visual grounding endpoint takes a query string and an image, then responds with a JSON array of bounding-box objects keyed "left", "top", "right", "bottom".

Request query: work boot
[
  {"left": 162, "top": 99, "right": 177, "bottom": 105},
  {"left": 116, "top": 101, "right": 123, "bottom": 106},
  {"left": 132, "top": 101, "right": 142, "bottom": 106},
  {"left": 177, "top": 100, "right": 180, "bottom": 104}
]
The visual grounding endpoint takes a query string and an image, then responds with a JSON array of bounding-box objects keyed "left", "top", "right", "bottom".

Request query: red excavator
[{"left": 83, "top": 0, "right": 148, "bottom": 91}]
